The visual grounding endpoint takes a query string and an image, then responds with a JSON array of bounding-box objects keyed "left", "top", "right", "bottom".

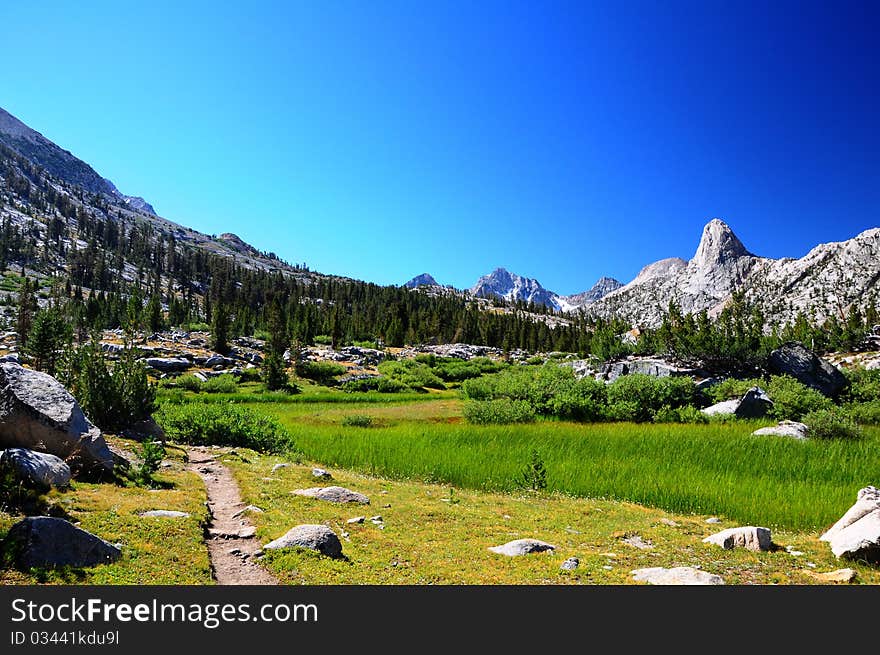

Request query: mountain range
[
  {"left": 2, "top": 105, "right": 878, "bottom": 331},
  {"left": 408, "top": 218, "right": 880, "bottom": 327}
]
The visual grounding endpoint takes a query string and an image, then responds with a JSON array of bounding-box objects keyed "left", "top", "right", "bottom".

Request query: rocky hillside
[
  {"left": 588, "top": 219, "right": 880, "bottom": 327},
  {"left": 0, "top": 107, "right": 155, "bottom": 214}
]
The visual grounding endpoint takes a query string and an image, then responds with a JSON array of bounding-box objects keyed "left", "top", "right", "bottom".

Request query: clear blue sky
[{"left": 1, "top": 1, "right": 878, "bottom": 294}]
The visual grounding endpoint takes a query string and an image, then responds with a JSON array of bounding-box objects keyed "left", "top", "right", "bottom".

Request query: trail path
[{"left": 186, "top": 447, "right": 278, "bottom": 585}]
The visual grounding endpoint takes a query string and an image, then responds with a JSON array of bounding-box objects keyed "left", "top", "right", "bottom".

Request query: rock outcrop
[
  {"left": 821, "top": 486, "right": 880, "bottom": 561},
  {"left": 0, "top": 448, "right": 71, "bottom": 489},
  {"left": 767, "top": 342, "right": 847, "bottom": 397},
  {"left": 3, "top": 516, "right": 121, "bottom": 568},
  {"left": 0, "top": 363, "right": 117, "bottom": 472}
]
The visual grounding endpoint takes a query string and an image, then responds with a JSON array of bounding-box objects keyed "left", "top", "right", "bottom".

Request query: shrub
[
  {"left": 313, "top": 335, "right": 333, "bottom": 345},
  {"left": 132, "top": 439, "right": 166, "bottom": 486},
  {"left": 342, "top": 414, "right": 373, "bottom": 427},
  {"left": 378, "top": 360, "right": 446, "bottom": 390},
  {"left": 546, "top": 378, "right": 607, "bottom": 422},
  {"left": 341, "top": 377, "right": 380, "bottom": 392},
  {"left": 606, "top": 375, "right": 698, "bottom": 423},
  {"left": 64, "top": 340, "right": 157, "bottom": 433},
  {"left": 155, "top": 403, "right": 295, "bottom": 452},
  {"left": 295, "top": 361, "right": 347, "bottom": 385},
  {"left": 652, "top": 404, "right": 709, "bottom": 424},
  {"left": 515, "top": 449, "right": 547, "bottom": 491},
  {"left": 432, "top": 357, "right": 506, "bottom": 382},
  {"left": 377, "top": 377, "right": 408, "bottom": 393},
  {"left": 843, "top": 400, "right": 880, "bottom": 425},
  {"left": 463, "top": 399, "right": 536, "bottom": 424},
  {"left": 803, "top": 408, "right": 863, "bottom": 440},
  {"left": 201, "top": 374, "right": 239, "bottom": 393},
  {"left": 174, "top": 375, "right": 203, "bottom": 392},
  {"left": 525, "top": 356, "right": 545, "bottom": 365},
  {"left": 842, "top": 367, "right": 880, "bottom": 403},
  {"left": 705, "top": 377, "right": 765, "bottom": 404},
  {"left": 765, "top": 375, "right": 832, "bottom": 421},
  {"left": 236, "top": 368, "right": 263, "bottom": 383}
]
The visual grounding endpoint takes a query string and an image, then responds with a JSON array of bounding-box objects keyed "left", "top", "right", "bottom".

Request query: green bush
[
  {"left": 546, "top": 378, "right": 607, "bottom": 422},
  {"left": 313, "top": 335, "right": 333, "bottom": 345},
  {"left": 201, "top": 374, "right": 239, "bottom": 393},
  {"left": 155, "top": 403, "right": 295, "bottom": 452},
  {"left": 705, "top": 377, "right": 765, "bottom": 403},
  {"left": 803, "top": 408, "right": 863, "bottom": 440},
  {"left": 842, "top": 367, "right": 880, "bottom": 403},
  {"left": 652, "top": 404, "right": 709, "bottom": 424},
  {"left": 377, "top": 377, "right": 408, "bottom": 393},
  {"left": 525, "top": 356, "right": 545, "bottom": 365},
  {"left": 605, "top": 375, "right": 698, "bottom": 423},
  {"left": 842, "top": 400, "right": 880, "bottom": 425},
  {"left": 174, "top": 374, "right": 203, "bottom": 392},
  {"left": 342, "top": 414, "right": 373, "bottom": 427},
  {"left": 463, "top": 398, "right": 536, "bottom": 424},
  {"left": 515, "top": 449, "right": 547, "bottom": 491},
  {"left": 341, "top": 377, "right": 380, "bottom": 392},
  {"left": 377, "top": 360, "right": 446, "bottom": 390},
  {"left": 236, "top": 368, "right": 263, "bottom": 383},
  {"left": 64, "top": 340, "right": 157, "bottom": 433},
  {"left": 765, "top": 375, "right": 832, "bottom": 421},
  {"left": 432, "top": 357, "right": 506, "bottom": 383},
  {"left": 295, "top": 361, "right": 347, "bottom": 385},
  {"left": 132, "top": 439, "right": 166, "bottom": 486}
]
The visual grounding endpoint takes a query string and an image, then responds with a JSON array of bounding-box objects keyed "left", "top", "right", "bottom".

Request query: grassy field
[
  {"left": 234, "top": 397, "right": 879, "bottom": 531},
  {"left": 0, "top": 439, "right": 212, "bottom": 585},
  {"left": 227, "top": 451, "right": 880, "bottom": 584}
]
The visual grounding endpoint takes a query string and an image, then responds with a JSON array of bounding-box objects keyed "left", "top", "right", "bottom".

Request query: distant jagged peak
[
  {"left": 691, "top": 218, "right": 752, "bottom": 269},
  {"left": 405, "top": 273, "right": 440, "bottom": 288},
  {"left": 565, "top": 276, "right": 624, "bottom": 305}
]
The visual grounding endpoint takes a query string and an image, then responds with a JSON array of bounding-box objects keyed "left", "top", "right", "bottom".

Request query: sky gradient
[{"left": 1, "top": 1, "right": 878, "bottom": 294}]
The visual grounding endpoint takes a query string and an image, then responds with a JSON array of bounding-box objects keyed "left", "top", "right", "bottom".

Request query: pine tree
[
  {"left": 211, "top": 300, "right": 231, "bottom": 355},
  {"left": 261, "top": 297, "right": 289, "bottom": 391},
  {"left": 24, "top": 307, "right": 72, "bottom": 376}
]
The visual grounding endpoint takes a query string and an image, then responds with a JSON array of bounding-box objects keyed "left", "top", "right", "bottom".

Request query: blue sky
[{"left": 1, "top": 1, "right": 878, "bottom": 294}]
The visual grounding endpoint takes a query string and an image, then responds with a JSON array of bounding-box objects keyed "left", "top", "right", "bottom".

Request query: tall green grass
[{"left": 252, "top": 409, "right": 878, "bottom": 531}]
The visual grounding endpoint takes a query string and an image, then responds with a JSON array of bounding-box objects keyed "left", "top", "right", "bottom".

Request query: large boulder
[
  {"left": 143, "top": 357, "right": 191, "bottom": 373},
  {"left": 0, "top": 363, "right": 116, "bottom": 472},
  {"left": 0, "top": 448, "right": 71, "bottom": 489},
  {"left": 292, "top": 486, "right": 370, "bottom": 504},
  {"left": 703, "top": 526, "right": 772, "bottom": 551},
  {"left": 768, "top": 342, "right": 847, "bottom": 397},
  {"left": 598, "top": 358, "right": 700, "bottom": 383},
  {"left": 3, "top": 516, "right": 121, "bottom": 568},
  {"left": 488, "top": 538, "right": 556, "bottom": 556},
  {"left": 701, "top": 387, "right": 773, "bottom": 419},
  {"left": 821, "top": 486, "right": 880, "bottom": 561},
  {"left": 264, "top": 524, "right": 343, "bottom": 558},
  {"left": 820, "top": 486, "right": 880, "bottom": 542},
  {"left": 752, "top": 420, "right": 809, "bottom": 440},
  {"left": 631, "top": 567, "right": 724, "bottom": 585}
]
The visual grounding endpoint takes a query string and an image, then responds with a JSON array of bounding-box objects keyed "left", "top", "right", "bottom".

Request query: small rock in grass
[
  {"left": 140, "top": 510, "right": 190, "bottom": 518},
  {"left": 560, "top": 557, "right": 580, "bottom": 570},
  {"left": 622, "top": 535, "right": 653, "bottom": 550},
  {"left": 803, "top": 568, "right": 856, "bottom": 583},
  {"left": 292, "top": 486, "right": 370, "bottom": 504},
  {"left": 660, "top": 518, "right": 679, "bottom": 527},
  {"left": 631, "top": 567, "right": 725, "bottom": 585},
  {"left": 488, "top": 539, "right": 556, "bottom": 557},
  {"left": 271, "top": 463, "right": 291, "bottom": 474},
  {"left": 312, "top": 468, "right": 332, "bottom": 480},
  {"left": 706, "top": 517, "right": 721, "bottom": 524},
  {"left": 346, "top": 516, "right": 366, "bottom": 524},
  {"left": 703, "top": 526, "right": 772, "bottom": 552},
  {"left": 264, "top": 524, "right": 343, "bottom": 558},
  {"left": 231, "top": 505, "right": 264, "bottom": 519}
]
